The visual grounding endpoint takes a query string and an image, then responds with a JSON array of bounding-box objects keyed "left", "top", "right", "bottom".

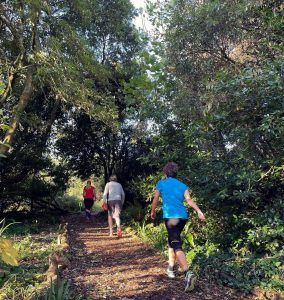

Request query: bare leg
[
  {"left": 114, "top": 217, "right": 121, "bottom": 230},
  {"left": 175, "top": 250, "right": 188, "bottom": 272},
  {"left": 108, "top": 215, "right": 113, "bottom": 235},
  {"left": 168, "top": 247, "right": 176, "bottom": 268}
]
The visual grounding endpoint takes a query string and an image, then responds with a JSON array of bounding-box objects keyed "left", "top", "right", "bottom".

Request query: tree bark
[
  {"left": 0, "top": 68, "right": 34, "bottom": 155},
  {"left": 0, "top": 54, "right": 24, "bottom": 109},
  {"left": 46, "top": 99, "right": 60, "bottom": 134},
  {"left": 0, "top": 4, "right": 40, "bottom": 155},
  {"left": 0, "top": 5, "right": 24, "bottom": 54},
  {"left": 0, "top": 71, "right": 15, "bottom": 109}
]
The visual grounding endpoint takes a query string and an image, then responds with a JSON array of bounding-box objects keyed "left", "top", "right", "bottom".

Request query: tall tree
[
  {"left": 128, "top": 0, "right": 284, "bottom": 267},
  {"left": 0, "top": 0, "right": 118, "bottom": 155},
  {"left": 0, "top": 0, "right": 145, "bottom": 214}
]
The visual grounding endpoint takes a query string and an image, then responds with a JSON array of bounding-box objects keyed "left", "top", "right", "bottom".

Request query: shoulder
[
  {"left": 175, "top": 179, "right": 188, "bottom": 189},
  {"left": 156, "top": 178, "right": 166, "bottom": 189},
  {"left": 157, "top": 179, "right": 165, "bottom": 185},
  {"left": 114, "top": 182, "right": 122, "bottom": 188}
]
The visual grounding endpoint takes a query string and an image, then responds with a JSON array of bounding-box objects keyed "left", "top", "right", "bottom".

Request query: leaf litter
[{"left": 63, "top": 214, "right": 251, "bottom": 300}]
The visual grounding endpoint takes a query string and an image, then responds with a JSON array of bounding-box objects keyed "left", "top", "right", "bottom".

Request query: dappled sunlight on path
[{"left": 63, "top": 214, "right": 250, "bottom": 300}]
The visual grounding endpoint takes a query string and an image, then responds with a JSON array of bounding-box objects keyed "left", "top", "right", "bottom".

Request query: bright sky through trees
[{"left": 130, "top": 0, "right": 153, "bottom": 31}]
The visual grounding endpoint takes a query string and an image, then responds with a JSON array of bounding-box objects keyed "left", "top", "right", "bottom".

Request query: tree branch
[{"left": 0, "top": 4, "right": 24, "bottom": 53}]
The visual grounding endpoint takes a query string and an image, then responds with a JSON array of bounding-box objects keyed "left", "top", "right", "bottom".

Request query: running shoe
[
  {"left": 184, "top": 271, "right": 197, "bottom": 292},
  {"left": 86, "top": 210, "right": 91, "bottom": 219},
  {"left": 117, "top": 228, "right": 122, "bottom": 238},
  {"left": 166, "top": 266, "right": 175, "bottom": 279}
]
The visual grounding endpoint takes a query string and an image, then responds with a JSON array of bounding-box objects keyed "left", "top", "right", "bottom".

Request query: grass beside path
[{"left": 0, "top": 219, "right": 61, "bottom": 299}]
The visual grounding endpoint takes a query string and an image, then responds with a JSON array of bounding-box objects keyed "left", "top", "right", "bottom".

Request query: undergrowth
[
  {"left": 129, "top": 219, "right": 284, "bottom": 293},
  {"left": 0, "top": 219, "right": 61, "bottom": 299}
]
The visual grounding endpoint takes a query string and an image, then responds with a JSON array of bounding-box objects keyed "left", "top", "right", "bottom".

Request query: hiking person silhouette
[
  {"left": 83, "top": 180, "right": 96, "bottom": 221},
  {"left": 103, "top": 175, "right": 125, "bottom": 238},
  {"left": 151, "top": 162, "right": 205, "bottom": 292}
]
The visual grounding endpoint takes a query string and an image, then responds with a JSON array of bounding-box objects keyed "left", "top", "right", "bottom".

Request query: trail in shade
[{"left": 63, "top": 214, "right": 250, "bottom": 300}]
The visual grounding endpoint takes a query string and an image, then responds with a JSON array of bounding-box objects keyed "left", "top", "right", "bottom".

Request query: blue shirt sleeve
[
  {"left": 183, "top": 183, "right": 189, "bottom": 195},
  {"left": 156, "top": 180, "right": 162, "bottom": 193}
]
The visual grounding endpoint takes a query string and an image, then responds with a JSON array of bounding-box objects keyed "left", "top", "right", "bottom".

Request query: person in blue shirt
[{"left": 151, "top": 162, "right": 205, "bottom": 292}]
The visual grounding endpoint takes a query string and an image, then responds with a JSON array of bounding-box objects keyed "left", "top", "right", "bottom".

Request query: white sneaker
[
  {"left": 184, "top": 271, "right": 197, "bottom": 292},
  {"left": 166, "top": 266, "right": 175, "bottom": 279}
]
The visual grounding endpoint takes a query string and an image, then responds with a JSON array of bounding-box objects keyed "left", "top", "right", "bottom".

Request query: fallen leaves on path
[{"left": 63, "top": 214, "right": 251, "bottom": 300}]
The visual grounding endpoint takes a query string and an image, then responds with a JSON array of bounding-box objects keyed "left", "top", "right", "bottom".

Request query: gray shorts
[{"left": 107, "top": 200, "right": 122, "bottom": 218}]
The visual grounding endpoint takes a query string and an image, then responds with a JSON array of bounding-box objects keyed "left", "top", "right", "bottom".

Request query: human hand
[
  {"left": 197, "top": 211, "right": 205, "bottom": 222},
  {"left": 151, "top": 211, "right": 156, "bottom": 220}
]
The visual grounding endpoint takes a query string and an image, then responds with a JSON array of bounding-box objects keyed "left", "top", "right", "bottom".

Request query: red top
[{"left": 83, "top": 186, "right": 95, "bottom": 199}]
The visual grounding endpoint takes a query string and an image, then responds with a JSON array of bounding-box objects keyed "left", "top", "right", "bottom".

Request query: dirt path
[{"left": 63, "top": 213, "right": 250, "bottom": 300}]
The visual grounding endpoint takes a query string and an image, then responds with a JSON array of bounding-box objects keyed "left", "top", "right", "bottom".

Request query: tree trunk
[
  {"left": 0, "top": 72, "right": 15, "bottom": 109},
  {"left": 46, "top": 99, "right": 60, "bottom": 134},
  {"left": 0, "top": 68, "right": 34, "bottom": 156},
  {"left": 0, "top": 53, "right": 24, "bottom": 109}
]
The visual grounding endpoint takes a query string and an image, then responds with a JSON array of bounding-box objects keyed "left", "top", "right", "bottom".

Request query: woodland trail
[{"left": 63, "top": 214, "right": 250, "bottom": 300}]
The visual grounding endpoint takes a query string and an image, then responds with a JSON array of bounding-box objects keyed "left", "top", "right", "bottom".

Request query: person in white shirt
[{"left": 103, "top": 175, "right": 125, "bottom": 238}]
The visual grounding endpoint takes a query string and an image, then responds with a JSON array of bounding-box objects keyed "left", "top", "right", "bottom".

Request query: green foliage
[
  {"left": 122, "top": 200, "right": 145, "bottom": 222},
  {"left": 132, "top": 222, "right": 168, "bottom": 255},
  {"left": 196, "top": 252, "right": 284, "bottom": 291},
  {"left": 35, "top": 279, "right": 74, "bottom": 300},
  {"left": 0, "top": 0, "right": 283, "bottom": 294},
  {"left": 0, "top": 220, "right": 60, "bottom": 300},
  {"left": 0, "top": 123, "right": 10, "bottom": 158},
  {"left": 130, "top": 216, "right": 284, "bottom": 291},
  {"left": 4, "top": 218, "right": 60, "bottom": 236},
  {"left": 55, "top": 177, "right": 103, "bottom": 212},
  {"left": 0, "top": 220, "right": 19, "bottom": 266},
  {"left": 55, "top": 195, "right": 82, "bottom": 213},
  {"left": 123, "top": 47, "right": 173, "bottom": 124},
  {"left": 124, "top": 0, "right": 284, "bottom": 293},
  {"left": 126, "top": 173, "right": 163, "bottom": 220},
  {"left": 0, "top": 0, "right": 144, "bottom": 215},
  {"left": 128, "top": 173, "right": 161, "bottom": 204}
]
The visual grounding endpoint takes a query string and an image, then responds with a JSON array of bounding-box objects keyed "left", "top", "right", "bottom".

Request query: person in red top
[{"left": 83, "top": 180, "right": 96, "bottom": 221}]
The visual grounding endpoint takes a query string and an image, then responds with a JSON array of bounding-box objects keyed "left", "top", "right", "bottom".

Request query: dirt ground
[{"left": 63, "top": 213, "right": 251, "bottom": 300}]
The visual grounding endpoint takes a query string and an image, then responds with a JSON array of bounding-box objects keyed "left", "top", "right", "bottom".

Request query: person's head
[
  {"left": 109, "top": 175, "right": 117, "bottom": 182},
  {"left": 163, "top": 162, "right": 179, "bottom": 178},
  {"left": 86, "top": 180, "right": 91, "bottom": 186}
]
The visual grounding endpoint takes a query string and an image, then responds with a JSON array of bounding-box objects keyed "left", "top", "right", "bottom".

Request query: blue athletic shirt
[{"left": 156, "top": 177, "right": 188, "bottom": 219}]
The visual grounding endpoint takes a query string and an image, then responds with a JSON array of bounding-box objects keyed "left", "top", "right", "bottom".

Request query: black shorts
[
  {"left": 84, "top": 198, "right": 94, "bottom": 210},
  {"left": 165, "top": 218, "right": 187, "bottom": 251}
]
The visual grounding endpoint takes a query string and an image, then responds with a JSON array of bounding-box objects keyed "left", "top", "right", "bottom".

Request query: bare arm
[
  {"left": 102, "top": 183, "right": 109, "bottom": 202},
  {"left": 83, "top": 187, "right": 86, "bottom": 198},
  {"left": 93, "top": 187, "right": 96, "bottom": 201},
  {"left": 121, "top": 186, "right": 125, "bottom": 205},
  {"left": 151, "top": 190, "right": 160, "bottom": 220},
  {"left": 184, "top": 189, "right": 205, "bottom": 221}
]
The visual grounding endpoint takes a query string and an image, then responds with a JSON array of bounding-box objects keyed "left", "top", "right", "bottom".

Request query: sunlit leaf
[
  {"left": 0, "top": 238, "right": 19, "bottom": 266},
  {"left": 187, "top": 233, "right": 195, "bottom": 248}
]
